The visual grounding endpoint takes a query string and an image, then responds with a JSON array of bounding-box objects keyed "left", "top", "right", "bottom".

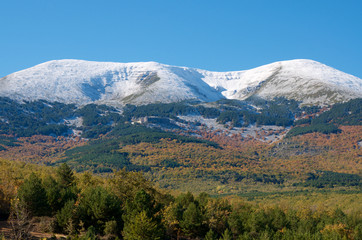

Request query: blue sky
[{"left": 1, "top": 0, "right": 362, "bottom": 78}]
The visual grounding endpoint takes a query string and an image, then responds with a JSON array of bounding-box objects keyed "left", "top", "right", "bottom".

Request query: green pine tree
[
  {"left": 123, "top": 210, "right": 164, "bottom": 240},
  {"left": 76, "top": 186, "right": 122, "bottom": 234},
  {"left": 43, "top": 175, "right": 62, "bottom": 214},
  {"left": 219, "top": 228, "right": 232, "bottom": 240},
  {"left": 56, "top": 200, "right": 75, "bottom": 233},
  {"left": 180, "top": 202, "right": 202, "bottom": 237},
  {"left": 205, "top": 229, "right": 218, "bottom": 240},
  {"left": 17, "top": 173, "right": 49, "bottom": 216},
  {"left": 57, "top": 163, "right": 75, "bottom": 188}
]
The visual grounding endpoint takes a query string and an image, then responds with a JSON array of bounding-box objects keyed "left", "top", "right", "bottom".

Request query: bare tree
[{"left": 9, "top": 198, "right": 33, "bottom": 240}]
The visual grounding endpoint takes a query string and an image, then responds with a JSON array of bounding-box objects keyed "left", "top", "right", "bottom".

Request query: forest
[
  {"left": 1, "top": 97, "right": 360, "bottom": 141},
  {"left": 0, "top": 160, "right": 361, "bottom": 240},
  {"left": 0, "top": 96, "right": 309, "bottom": 139},
  {"left": 0, "top": 98, "right": 361, "bottom": 193},
  {"left": 0, "top": 98, "right": 361, "bottom": 239}
]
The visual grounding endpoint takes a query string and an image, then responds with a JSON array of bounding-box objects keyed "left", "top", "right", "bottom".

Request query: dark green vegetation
[
  {"left": 119, "top": 97, "right": 304, "bottom": 128},
  {"left": 0, "top": 98, "right": 74, "bottom": 137},
  {"left": 123, "top": 97, "right": 300, "bottom": 127},
  {"left": 0, "top": 97, "right": 124, "bottom": 138},
  {"left": 1, "top": 162, "right": 361, "bottom": 240},
  {"left": 288, "top": 123, "right": 341, "bottom": 137},
  {"left": 314, "top": 98, "right": 361, "bottom": 126},
  {"left": 0, "top": 135, "right": 20, "bottom": 151},
  {"left": 294, "top": 171, "right": 362, "bottom": 188},
  {"left": 289, "top": 98, "right": 362, "bottom": 137},
  {"left": 215, "top": 97, "right": 299, "bottom": 127}
]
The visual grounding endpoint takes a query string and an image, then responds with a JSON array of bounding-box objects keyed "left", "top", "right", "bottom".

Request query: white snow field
[{"left": 0, "top": 59, "right": 361, "bottom": 106}]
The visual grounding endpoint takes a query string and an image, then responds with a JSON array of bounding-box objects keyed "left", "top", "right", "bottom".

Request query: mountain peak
[{"left": 0, "top": 59, "right": 361, "bottom": 106}]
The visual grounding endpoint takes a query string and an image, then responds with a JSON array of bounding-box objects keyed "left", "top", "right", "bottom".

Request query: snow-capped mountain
[{"left": 0, "top": 59, "right": 361, "bottom": 106}]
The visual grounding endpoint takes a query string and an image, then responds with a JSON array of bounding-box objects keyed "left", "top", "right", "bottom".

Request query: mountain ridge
[{"left": 0, "top": 59, "right": 361, "bottom": 106}]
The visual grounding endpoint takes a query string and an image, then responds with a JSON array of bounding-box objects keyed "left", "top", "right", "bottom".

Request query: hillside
[{"left": 0, "top": 96, "right": 360, "bottom": 194}]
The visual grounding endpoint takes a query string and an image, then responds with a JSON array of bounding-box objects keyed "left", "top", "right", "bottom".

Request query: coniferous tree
[
  {"left": 123, "top": 189, "right": 155, "bottom": 218},
  {"left": 228, "top": 210, "right": 244, "bottom": 237},
  {"left": 123, "top": 210, "right": 163, "bottom": 240},
  {"left": 123, "top": 189, "right": 164, "bottom": 240},
  {"left": 219, "top": 228, "right": 232, "bottom": 240},
  {"left": 56, "top": 163, "right": 77, "bottom": 208},
  {"left": 43, "top": 175, "right": 62, "bottom": 214},
  {"left": 57, "top": 163, "right": 75, "bottom": 188},
  {"left": 76, "top": 186, "right": 122, "bottom": 234},
  {"left": 180, "top": 202, "right": 203, "bottom": 237},
  {"left": 205, "top": 229, "right": 218, "bottom": 240},
  {"left": 56, "top": 200, "right": 75, "bottom": 234},
  {"left": 17, "top": 173, "right": 49, "bottom": 216}
]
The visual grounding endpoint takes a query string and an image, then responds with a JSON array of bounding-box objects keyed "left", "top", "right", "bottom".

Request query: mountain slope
[
  {"left": 0, "top": 60, "right": 223, "bottom": 105},
  {"left": 199, "top": 59, "right": 362, "bottom": 105},
  {"left": 0, "top": 59, "right": 361, "bottom": 106}
]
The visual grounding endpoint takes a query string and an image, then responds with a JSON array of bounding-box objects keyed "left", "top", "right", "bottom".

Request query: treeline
[
  {"left": 0, "top": 96, "right": 337, "bottom": 141},
  {"left": 2, "top": 97, "right": 360, "bottom": 140},
  {"left": 295, "top": 171, "right": 362, "bottom": 188},
  {"left": 0, "top": 135, "right": 20, "bottom": 151},
  {"left": 77, "top": 97, "right": 306, "bottom": 138},
  {"left": 314, "top": 98, "right": 362, "bottom": 126},
  {"left": 0, "top": 97, "right": 74, "bottom": 137},
  {"left": 159, "top": 169, "right": 285, "bottom": 186},
  {"left": 1, "top": 162, "right": 361, "bottom": 240},
  {"left": 124, "top": 97, "right": 304, "bottom": 128},
  {"left": 216, "top": 109, "right": 293, "bottom": 128},
  {"left": 123, "top": 102, "right": 197, "bottom": 119},
  {"left": 0, "top": 97, "right": 122, "bottom": 139},
  {"left": 289, "top": 98, "right": 361, "bottom": 137},
  {"left": 288, "top": 124, "right": 340, "bottom": 137},
  {"left": 215, "top": 98, "right": 302, "bottom": 127}
]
